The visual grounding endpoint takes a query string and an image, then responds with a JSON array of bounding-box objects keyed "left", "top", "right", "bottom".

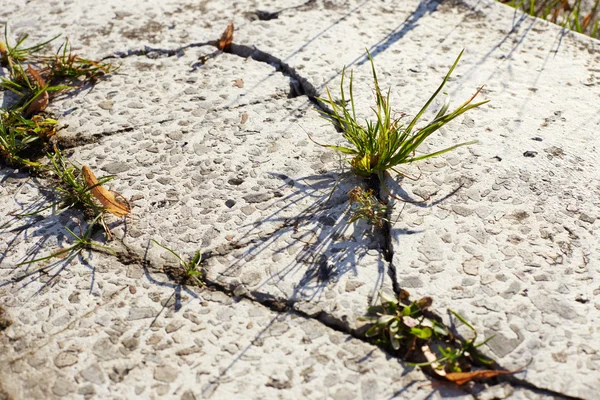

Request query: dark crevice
[
  {"left": 100, "top": 39, "right": 333, "bottom": 116},
  {"left": 365, "top": 174, "right": 400, "bottom": 296},
  {"left": 225, "top": 43, "right": 318, "bottom": 98},
  {"left": 244, "top": 0, "right": 316, "bottom": 21}
]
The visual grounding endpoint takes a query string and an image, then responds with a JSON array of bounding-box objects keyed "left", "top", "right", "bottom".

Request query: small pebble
[{"left": 523, "top": 151, "right": 537, "bottom": 157}]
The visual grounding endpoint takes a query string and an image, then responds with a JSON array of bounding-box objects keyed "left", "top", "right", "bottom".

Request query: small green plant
[
  {"left": 312, "top": 50, "right": 488, "bottom": 196},
  {"left": 410, "top": 309, "right": 495, "bottom": 373},
  {"left": 361, "top": 291, "right": 495, "bottom": 377},
  {"left": 347, "top": 186, "right": 388, "bottom": 227},
  {"left": 362, "top": 291, "right": 448, "bottom": 351},
  {"left": 45, "top": 147, "right": 114, "bottom": 216},
  {"left": 501, "top": 0, "right": 600, "bottom": 39},
  {"left": 17, "top": 214, "right": 115, "bottom": 267},
  {"left": 151, "top": 240, "right": 204, "bottom": 285}
]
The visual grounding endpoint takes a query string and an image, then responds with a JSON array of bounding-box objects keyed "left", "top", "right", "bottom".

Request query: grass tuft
[
  {"left": 0, "top": 25, "right": 115, "bottom": 169},
  {"left": 312, "top": 49, "right": 488, "bottom": 197},
  {"left": 501, "top": 0, "right": 600, "bottom": 39}
]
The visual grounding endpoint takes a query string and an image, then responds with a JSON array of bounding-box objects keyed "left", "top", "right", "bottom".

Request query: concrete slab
[{"left": 2, "top": 0, "right": 600, "bottom": 399}]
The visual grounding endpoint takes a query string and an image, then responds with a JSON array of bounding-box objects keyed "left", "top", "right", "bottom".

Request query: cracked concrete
[{"left": 1, "top": 0, "right": 600, "bottom": 399}]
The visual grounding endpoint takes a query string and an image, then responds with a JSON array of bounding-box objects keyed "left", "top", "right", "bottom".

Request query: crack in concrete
[
  {"left": 109, "top": 240, "right": 576, "bottom": 399},
  {"left": 3, "top": 34, "right": 580, "bottom": 400}
]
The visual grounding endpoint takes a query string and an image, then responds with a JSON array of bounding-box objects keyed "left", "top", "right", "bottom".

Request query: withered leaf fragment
[
  {"left": 82, "top": 165, "right": 131, "bottom": 217},
  {"left": 25, "top": 66, "right": 49, "bottom": 115},
  {"left": 445, "top": 366, "right": 526, "bottom": 385},
  {"left": 217, "top": 23, "right": 234, "bottom": 51},
  {"left": 25, "top": 91, "right": 49, "bottom": 116},
  {"left": 28, "top": 65, "right": 46, "bottom": 87}
]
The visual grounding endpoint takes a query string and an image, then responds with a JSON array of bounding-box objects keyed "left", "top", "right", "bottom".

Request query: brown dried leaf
[
  {"left": 582, "top": 12, "right": 592, "bottom": 30},
  {"left": 82, "top": 166, "right": 131, "bottom": 217},
  {"left": 27, "top": 65, "right": 46, "bottom": 87},
  {"left": 217, "top": 23, "right": 234, "bottom": 51},
  {"left": 445, "top": 366, "right": 526, "bottom": 385},
  {"left": 25, "top": 91, "right": 49, "bottom": 115},
  {"left": 232, "top": 78, "right": 244, "bottom": 88}
]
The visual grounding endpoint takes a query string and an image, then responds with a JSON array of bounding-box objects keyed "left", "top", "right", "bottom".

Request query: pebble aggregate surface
[{"left": 1, "top": 0, "right": 599, "bottom": 399}]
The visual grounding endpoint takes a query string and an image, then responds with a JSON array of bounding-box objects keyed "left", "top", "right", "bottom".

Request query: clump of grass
[
  {"left": 347, "top": 186, "right": 388, "bottom": 227},
  {"left": 18, "top": 147, "right": 118, "bottom": 237},
  {"left": 0, "top": 26, "right": 59, "bottom": 72},
  {"left": 0, "top": 25, "right": 115, "bottom": 169},
  {"left": 501, "top": 0, "right": 600, "bottom": 39},
  {"left": 0, "top": 110, "right": 59, "bottom": 168},
  {"left": 44, "top": 38, "right": 117, "bottom": 84},
  {"left": 312, "top": 50, "right": 488, "bottom": 198},
  {"left": 151, "top": 240, "right": 204, "bottom": 285},
  {"left": 361, "top": 291, "right": 495, "bottom": 376}
]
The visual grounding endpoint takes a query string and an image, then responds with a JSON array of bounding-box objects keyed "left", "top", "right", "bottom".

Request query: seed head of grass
[
  {"left": 347, "top": 186, "right": 388, "bottom": 227},
  {"left": 312, "top": 49, "right": 488, "bottom": 191}
]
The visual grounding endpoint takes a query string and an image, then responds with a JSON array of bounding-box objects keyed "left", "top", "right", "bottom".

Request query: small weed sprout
[
  {"left": 17, "top": 214, "right": 115, "bottom": 267},
  {"left": 151, "top": 240, "right": 204, "bottom": 285},
  {"left": 312, "top": 50, "right": 488, "bottom": 197},
  {"left": 347, "top": 186, "right": 388, "bottom": 227}
]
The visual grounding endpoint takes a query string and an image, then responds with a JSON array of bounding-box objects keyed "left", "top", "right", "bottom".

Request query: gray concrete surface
[{"left": 1, "top": 0, "right": 599, "bottom": 399}]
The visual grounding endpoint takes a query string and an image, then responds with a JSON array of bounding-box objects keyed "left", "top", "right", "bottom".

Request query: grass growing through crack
[
  {"left": 151, "top": 240, "right": 204, "bottom": 285},
  {"left": 0, "top": 25, "right": 116, "bottom": 169},
  {"left": 312, "top": 49, "right": 488, "bottom": 200},
  {"left": 500, "top": 0, "right": 600, "bottom": 39}
]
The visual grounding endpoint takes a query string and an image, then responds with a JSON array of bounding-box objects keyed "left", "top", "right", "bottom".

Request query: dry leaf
[
  {"left": 27, "top": 65, "right": 46, "bottom": 87},
  {"left": 232, "top": 78, "right": 244, "bottom": 88},
  {"left": 217, "top": 22, "right": 234, "bottom": 51},
  {"left": 445, "top": 366, "right": 526, "bottom": 385},
  {"left": 582, "top": 12, "right": 592, "bottom": 30},
  {"left": 240, "top": 113, "right": 249, "bottom": 124},
  {"left": 25, "top": 91, "right": 49, "bottom": 115},
  {"left": 82, "top": 166, "right": 131, "bottom": 217}
]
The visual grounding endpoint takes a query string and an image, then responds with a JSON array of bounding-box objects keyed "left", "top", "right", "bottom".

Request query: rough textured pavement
[{"left": 1, "top": 0, "right": 599, "bottom": 399}]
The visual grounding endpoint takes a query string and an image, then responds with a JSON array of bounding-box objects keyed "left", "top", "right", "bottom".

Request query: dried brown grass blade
[
  {"left": 445, "top": 365, "right": 526, "bottom": 385},
  {"left": 82, "top": 166, "right": 131, "bottom": 217},
  {"left": 27, "top": 65, "right": 46, "bottom": 87},
  {"left": 218, "top": 23, "right": 234, "bottom": 51}
]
